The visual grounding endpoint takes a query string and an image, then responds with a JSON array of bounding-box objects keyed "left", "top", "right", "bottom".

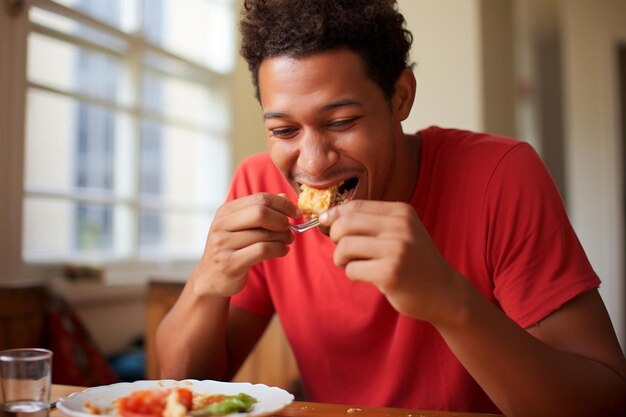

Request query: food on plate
[
  {"left": 118, "top": 388, "right": 192, "bottom": 417},
  {"left": 189, "top": 393, "right": 257, "bottom": 417},
  {"left": 84, "top": 401, "right": 103, "bottom": 415},
  {"left": 84, "top": 388, "right": 257, "bottom": 417},
  {"left": 297, "top": 178, "right": 357, "bottom": 217}
]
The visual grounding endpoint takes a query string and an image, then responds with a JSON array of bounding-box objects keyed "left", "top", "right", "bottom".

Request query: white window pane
[
  {"left": 144, "top": 0, "right": 236, "bottom": 73},
  {"left": 23, "top": 197, "right": 132, "bottom": 260},
  {"left": 49, "top": 0, "right": 140, "bottom": 34},
  {"left": 138, "top": 210, "right": 212, "bottom": 259},
  {"left": 23, "top": 198, "right": 74, "bottom": 259},
  {"left": 25, "top": 89, "right": 134, "bottom": 196},
  {"left": 142, "top": 69, "right": 227, "bottom": 130},
  {"left": 205, "top": 136, "right": 231, "bottom": 206},
  {"left": 25, "top": 90, "right": 76, "bottom": 193},
  {"left": 30, "top": 6, "right": 128, "bottom": 52},
  {"left": 74, "top": 201, "right": 114, "bottom": 251},
  {"left": 140, "top": 122, "right": 230, "bottom": 206},
  {"left": 28, "top": 33, "right": 130, "bottom": 105}
]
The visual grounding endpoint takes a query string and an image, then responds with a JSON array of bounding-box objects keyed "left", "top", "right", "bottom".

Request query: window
[{"left": 3, "top": 0, "right": 235, "bottom": 280}]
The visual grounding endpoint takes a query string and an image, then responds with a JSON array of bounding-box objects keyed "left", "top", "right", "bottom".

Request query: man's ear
[{"left": 391, "top": 68, "right": 416, "bottom": 122}]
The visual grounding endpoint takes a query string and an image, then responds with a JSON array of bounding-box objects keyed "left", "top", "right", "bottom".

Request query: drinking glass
[{"left": 0, "top": 349, "right": 52, "bottom": 417}]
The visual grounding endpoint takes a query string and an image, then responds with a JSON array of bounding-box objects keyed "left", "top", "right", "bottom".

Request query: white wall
[{"left": 561, "top": 0, "right": 626, "bottom": 349}]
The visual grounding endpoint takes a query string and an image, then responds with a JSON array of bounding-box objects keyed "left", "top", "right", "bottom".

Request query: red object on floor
[{"left": 48, "top": 299, "right": 119, "bottom": 386}]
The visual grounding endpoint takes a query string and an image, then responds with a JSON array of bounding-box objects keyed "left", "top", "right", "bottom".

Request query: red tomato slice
[
  {"left": 118, "top": 388, "right": 193, "bottom": 417},
  {"left": 199, "top": 395, "right": 226, "bottom": 406},
  {"left": 175, "top": 388, "right": 193, "bottom": 410}
]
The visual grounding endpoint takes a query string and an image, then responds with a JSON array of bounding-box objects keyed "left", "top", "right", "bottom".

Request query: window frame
[
  {"left": 0, "top": 0, "right": 235, "bottom": 283},
  {"left": 0, "top": 0, "right": 30, "bottom": 283}
]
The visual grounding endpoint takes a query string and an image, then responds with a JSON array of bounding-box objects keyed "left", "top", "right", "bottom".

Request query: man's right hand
[{"left": 191, "top": 192, "right": 299, "bottom": 297}]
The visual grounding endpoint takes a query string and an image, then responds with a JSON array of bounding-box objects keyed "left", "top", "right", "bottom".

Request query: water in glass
[{"left": 0, "top": 401, "right": 48, "bottom": 417}]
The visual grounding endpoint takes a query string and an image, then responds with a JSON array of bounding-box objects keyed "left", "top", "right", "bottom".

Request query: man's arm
[
  {"left": 156, "top": 281, "right": 271, "bottom": 380},
  {"left": 321, "top": 200, "right": 626, "bottom": 416},
  {"left": 157, "top": 193, "right": 297, "bottom": 379},
  {"left": 436, "top": 283, "right": 626, "bottom": 417}
]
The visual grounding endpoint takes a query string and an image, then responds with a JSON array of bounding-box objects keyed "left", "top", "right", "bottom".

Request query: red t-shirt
[{"left": 229, "top": 126, "right": 600, "bottom": 413}]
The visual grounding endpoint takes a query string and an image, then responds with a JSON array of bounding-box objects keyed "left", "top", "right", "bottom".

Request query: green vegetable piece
[{"left": 190, "top": 393, "right": 257, "bottom": 416}]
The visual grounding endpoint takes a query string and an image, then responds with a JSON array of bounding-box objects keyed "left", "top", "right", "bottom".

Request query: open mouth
[
  {"left": 335, "top": 177, "right": 359, "bottom": 204},
  {"left": 338, "top": 177, "right": 359, "bottom": 197},
  {"left": 297, "top": 177, "right": 359, "bottom": 217}
]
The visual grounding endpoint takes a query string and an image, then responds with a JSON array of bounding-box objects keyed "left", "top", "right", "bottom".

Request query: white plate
[{"left": 57, "top": 379, "right": 295, "bottom": 417}]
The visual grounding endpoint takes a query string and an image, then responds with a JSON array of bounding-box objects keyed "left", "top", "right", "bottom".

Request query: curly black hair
[{"left": 240, "top": 0, "right": 414, "bottom": 101}]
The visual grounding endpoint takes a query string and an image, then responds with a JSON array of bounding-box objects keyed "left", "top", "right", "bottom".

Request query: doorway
[{"left": 619, "top": 43, "right": 626, "bottom": 342}]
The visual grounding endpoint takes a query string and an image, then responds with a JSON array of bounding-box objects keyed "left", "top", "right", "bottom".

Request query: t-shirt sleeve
[
  {"left": 484, "top": 143, "right": 600, "bottom": 328},
  {"left": 224, "top": 158, "right": 276, "bottom": 316}
]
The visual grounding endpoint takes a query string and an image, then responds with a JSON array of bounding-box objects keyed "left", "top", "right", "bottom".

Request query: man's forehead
[
  {"left": 258, "top": 50, "right": 369, "bottom": 83},
  {"left": 258, "top": 51, "right": 374, "bottom": 113}
]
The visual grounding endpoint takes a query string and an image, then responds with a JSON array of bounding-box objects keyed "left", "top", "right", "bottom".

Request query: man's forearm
[
  {"left": 156, "top": 277, "right": 231, "bottom": 380},
  {"left": 434, "top": 278, "right": 626, "bottom": 417}
]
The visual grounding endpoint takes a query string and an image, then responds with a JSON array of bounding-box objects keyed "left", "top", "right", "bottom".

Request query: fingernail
[{"left": 319, "top": 211, "right": 329, "bottom": 223}]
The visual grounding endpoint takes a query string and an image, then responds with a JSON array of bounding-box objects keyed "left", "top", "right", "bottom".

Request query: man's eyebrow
[
  {"left": 263, "top": 111, "right": 289, "bottom": 120},
  {"left": 263, "top": 98, "right": 363, "bottom": 121},
  {"left": 320, "top": 98, "right": 363, "bottom": 112}
]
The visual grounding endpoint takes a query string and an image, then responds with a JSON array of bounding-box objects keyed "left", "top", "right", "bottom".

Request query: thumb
[{"left": 319, "top": 205, "right": 342, "bottom": 225}]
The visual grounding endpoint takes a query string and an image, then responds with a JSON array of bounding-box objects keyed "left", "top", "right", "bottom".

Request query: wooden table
[{"left": 51, "top": 384, "right": 504, "bottom": 417}]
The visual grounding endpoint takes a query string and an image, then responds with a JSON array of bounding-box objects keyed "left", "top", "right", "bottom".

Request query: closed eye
[
  {"left": 328, "top": 117, "right": 360, "bottom": 130},
  {"left": 270, "top": 127, "right": 300, "bottom": 139}
]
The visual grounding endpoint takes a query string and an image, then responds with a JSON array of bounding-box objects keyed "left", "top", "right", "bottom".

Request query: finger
[
  {"left": 343, "top": 258, "right": 389, "bottom": 283},
  {"left": 217, "top": 192, "right": 299, "bottom": 220},
  {"left": 215, "top": 201, "right": 297, "bottom": 233},
  {"left": 221, "top": 229, "right": 295, "bottom": 251},
  {"left": 328, "top": 211, "right": 413, "bottom": 242},
  {"left": 229, "top": 241, "right": 292, "bottom": 271},
  {"left": 333, "top": 235, "right": 398, "bottom": 268},
  {"left": 320, "top": 200, "right": 414, "bottom": 225}
]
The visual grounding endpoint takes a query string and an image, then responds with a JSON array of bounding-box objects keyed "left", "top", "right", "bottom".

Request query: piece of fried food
[
  {"left": 297, "top": 184, "right": 337, "bottom": 217},
  {"left": 297, "top": 181, "right": 351, "bottom": 217}
]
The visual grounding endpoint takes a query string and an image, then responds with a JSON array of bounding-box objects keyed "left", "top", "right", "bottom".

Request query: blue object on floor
[{"left": 109, "top": 350, "right": 145, "bottom": 382}]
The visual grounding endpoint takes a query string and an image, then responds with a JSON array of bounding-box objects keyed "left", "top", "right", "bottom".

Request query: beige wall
[
  {"left": 561, "top": 0, "right": 626, "bottom": 349},
  {"left": 399, "top": 0, "right": 485, "bottom": 133},
  {"left": 399, "top": 0, "right": 517, "bottom": 137},
  {"left": 514, "top": 0, "right": 568, "bottom": 194},
  {"left": 480, "top": 0, "right": 516, "bottom": 138},
  {"left": 231, "top": 66, "right": 266, "bottom": 166},
  {"left": 230, "top": 6, "right": 266, "bottom": 167}
]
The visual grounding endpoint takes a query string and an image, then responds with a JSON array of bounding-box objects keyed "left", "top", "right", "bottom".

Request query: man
[{"left": 157, "top": 1, "right": 626, "bottom": 415}]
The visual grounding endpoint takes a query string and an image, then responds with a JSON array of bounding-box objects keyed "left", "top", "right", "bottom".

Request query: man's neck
[{"left": 391, "top": 132, "right": 421, "bottom": 203}]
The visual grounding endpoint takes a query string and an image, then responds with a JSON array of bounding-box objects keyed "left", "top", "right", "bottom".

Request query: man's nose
[{"left": 296, "top": 130, "right": 339, "bottom": 178}]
